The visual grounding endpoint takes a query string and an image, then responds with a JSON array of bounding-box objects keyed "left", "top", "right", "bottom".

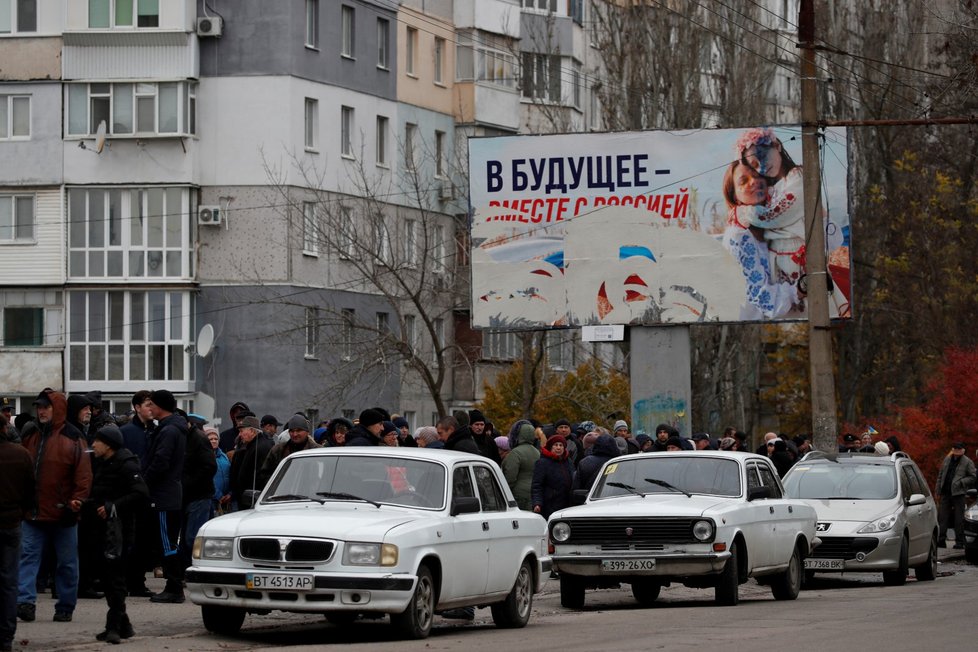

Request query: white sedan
[
  {"left": 548, "top": 451, "right": 818, "bottom": 607},
  {"left": 187, "top": 448, "right": 551, "bottom": 639}
]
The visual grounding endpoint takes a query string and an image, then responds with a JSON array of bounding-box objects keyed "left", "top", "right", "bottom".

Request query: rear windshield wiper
[
  {"left": 316, "top": 491, "right": 382, "bottom": 508},
  {"left": 264, "top": 493, "right": 325, "bottom": 504},
  {"left": 644, "top": 477, "right": 692, "bottom": 498},
  {"left": 607, "top": 481, "right": 646, "bottom": 498}
]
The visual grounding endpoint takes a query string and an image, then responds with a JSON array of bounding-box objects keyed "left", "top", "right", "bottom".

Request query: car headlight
[
  {"left": 692, "top": 520, "right": 714, "bottom": 541},
  {"left": 343, "top": 543, "right": 398, "bottom": 566},
  {"left": 857, "top": 511, "right": 901, "bottom": 533},
  {"left": 194, "top": 537, "right": 234, "bottom": 560},
  {"left": 551, "top": 522, "right": 571, "bottom": 543},
  {"left": 966, "top": 505, "right": 978, "bottom": 523}
]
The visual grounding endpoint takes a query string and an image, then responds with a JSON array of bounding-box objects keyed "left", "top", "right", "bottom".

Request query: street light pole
[{"left": 799, "top": 0, "right": 837, "bottom": 450}]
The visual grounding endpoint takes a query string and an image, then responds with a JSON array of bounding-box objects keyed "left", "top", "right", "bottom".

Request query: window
[
  {"left": 67, "top": 187, "right": 189, "bottom": 279},
  {"left": 522, "top": 53, "right": 561, "bottom": 102},
  {"left": 569, "top": 0, "right": 584, "bottom": 25},
  {"left": 404, "top": 123, "right": 417, "bottom": 170},
  {"left": 341, "top": 308, "right": 355, "bottom": 360},
  {"left": 572, "top": 61, "right": 582, "bottom": 108},
  {"left": 522, "top": 0, "right": 557, "bottom": 11},
  {"left": 340, "top": 105, "right": 354, "bottom": 157},
  {"left": 88, "top": 0, "right": 159, "bottom": 28},
  {"left": 433, "top": 318, "right": 444, "bottom": 363},
  {"left": 403, "top": 411, "right": 415, "bottom": 430},
  {"left": 305, "top": 0, "right": 319, "bottom": 48},
  {"left": 302, "top": 201, "right": 318, "bottom": 254},
  {"left": 474, "top": 466, "right": 506, "bottom": 511},
  {"left": 434, "top": 130, "right": 445, "bottom": 177},
  {"left": 4, "top": 307, "right": 41, "bottom": 346},
  {"left": 547, "top": 331, "right": 575, "bottom": 370},
  {"left": 67, "top": 289, "right": 193, "bottom": 383},
  {"left": 341, "top": 5, "right": 354, "bottom": 58},
  {"left": 304, "top": 97, "right": 318, "bottom": 150},
  {"left": 0, "top": 290, "right": 61, "bottom": 347},
  {"left": 404, "top": 219, "right": 418, "bottom": 266},
  {"left": 0, "top": 0, "right": 37, "bottom": 33},
  {"left": 376, "top": 311, "right": 389, "bottom": 334},
  {"left": 338, "top": 205, "right": 355, "bottom": 258},
  {"left": 403, "top": 314, "right": 416, "bottom": 353},
  {"left": 373, "top": 217, "right": 391, "bottom": 265},
  {"left": 0, "top": 95, "right": 29, "bottom": 139},
  {"left": 375, "top": 115, "right": 388, "bottom": 166},
  {"left": 432, "top": 224, "right": 446, "bottom": 274},
  {"left": 483, "top": 330, "right": 522, "bottom": 360},
  {"left": 0, "top": 194, "right": 34, "bottom": 242},
  {"left": 66, "top": 82, "right": 196, "bottom": 137},
  {"left": 405, "top": 27, "right": 418, "bottom": 75},
  {"left": 456, "top": 31, "right": 516, "bottom": 88},
  {"left": 453, "top": 467, "right": 475, "bottom": 499},
  {"left": 376, "top": 18, "right": 389, "bottom": 68},
  {"left": 757, "top": 465, "right": 783, "bottom": 498},
  {"left": 434, "top": 37, "right": 445, "bottom": 84},
  {"left": 305, "top": 307, "right": 319, "bottom": 358}
]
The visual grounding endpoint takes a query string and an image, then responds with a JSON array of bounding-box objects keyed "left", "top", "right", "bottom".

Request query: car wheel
[
  {"left": 771, "top": 545, "right": 802, "bottom": 600},
  {"left": 201, "top": 605, "right": 246, "bottom": 636},
  {"left": 559, "top": 574, "right": 586, "bottom": 609},
  {"left": 715, "top": 541, "right": 740, "bottom": 606},
  {"left": 391, "top": 565, "right": 434, "bottom": 639},
  {"left": 630, "top": 580, "right": 661, "bottom": 606},
  {"left": 490, "top": 558, "right": 533, "bottom": 628},
  {"left": 882, "top": 535, "right": 909, "bottom": 586},
  {"left": 914, "top": 533, "right": 938, "bottom": 582}
]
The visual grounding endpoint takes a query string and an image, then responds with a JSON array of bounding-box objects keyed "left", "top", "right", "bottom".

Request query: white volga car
[
  {"left": 187, "top": 448, "right": 551, "bottom": 639},
  {"left": 548, "top": 451, "right": 818, "bottom": 607}
]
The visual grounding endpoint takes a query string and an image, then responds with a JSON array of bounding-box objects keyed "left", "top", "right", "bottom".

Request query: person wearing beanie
[
  {"left": 650, "top": 423, "right": 673, "bottom": 451},
  {"left": 531, "top": 435, "right": 575, "bottom": 519},
  {"left": 258, "top": 414, "right": 320, "bottom": 487},
  {"left": 89, "top": 424, "right": 148, "bottom": 643},
  {"left": 502, "top": 422, "right": 540, "bottom": 511},
  {"left": 142, "top": 390, "right": 187, "bottom": 604},
  {"left": 466, "top": 410, "right": 498, "bottom": 463},
  {"left": 665, "top": 436, "right": 684, "bottom": 451},
  {"left": 259, "top": 415, "right": 280, "bottom": 439},
  {"left": 635, "top": 433, "right": 653, "bottom": 452},
  {"left": 436, "top": 416, "right": 480, "bottom": 455},
  {"left": 345, "top": 409, "right": 385, "bottom": 446},
  {"left": 494, "top": 435, "right": 511, "bottom": 460},
  {"left": 380, "top": 421, "right": 400, "bottom": 447},
  {"left": 574, "top": 434, "right": 619, "bottom": 493},
  {"left": 414, "top": 426, "right": 442, "bottom": 449},
  {"left": 719, "top": 436, "right": 737, "bottom": 451},
  {"left": 391, "top": 416, "right": 417, "bottom": 447}
]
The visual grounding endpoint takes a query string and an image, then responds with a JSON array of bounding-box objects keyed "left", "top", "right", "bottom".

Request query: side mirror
[
  {"left": 747, "top": 486, "right": 772, "bottom": 501},
  {"left": 571, "top": 489, "right": 589, "bottom": 506},
  {"left": 907, "top": 493, "right": 927, "bottom": 507},
  {"left": 450, "top": 496, "right": 481, "bottom": 516}
]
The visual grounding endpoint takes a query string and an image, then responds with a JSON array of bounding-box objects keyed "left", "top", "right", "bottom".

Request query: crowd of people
[{"left": 0, "top": 390, "right": 971, "bottom": 649}]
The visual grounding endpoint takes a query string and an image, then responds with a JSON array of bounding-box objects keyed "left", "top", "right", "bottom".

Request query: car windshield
[
  {"left": 592, "top": 456, "right": 742, "bottom": 499},
  {"left": 783, "top": 463, "right": 897, "bottom": 500},
  {"left": 264, "top": 455, "right": 447, "bottom": 509}
]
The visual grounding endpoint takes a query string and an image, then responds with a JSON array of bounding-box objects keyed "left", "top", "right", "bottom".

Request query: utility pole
[{"left": 799, "top": 0, "right": 837, "bottom": 450}]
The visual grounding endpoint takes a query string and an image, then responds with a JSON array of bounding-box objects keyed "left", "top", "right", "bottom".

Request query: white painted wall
[
  {"left": 0, "top": 188, "right": 64, "bottom": 284},
  {"left": 455, "top": 0, "right": 521, "bottom": 38}
]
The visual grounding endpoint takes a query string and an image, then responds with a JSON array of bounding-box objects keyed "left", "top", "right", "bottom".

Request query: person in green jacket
[{"left": 502, "top": 421, "right": 540, "bottom": 511}]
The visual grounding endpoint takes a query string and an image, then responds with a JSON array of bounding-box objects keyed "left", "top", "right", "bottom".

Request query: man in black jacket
[
  {"left": 437, "top": 416, "right": 480, "bottom": 455},
  {"left": 345, "top": 409, "right": 385, "bottom": 447},
  {"left": 179, "top": 414, "right": 217, "bottom": 570},
  {"left": 118, "top": 390, "right": 154, "bottom": 597},
  {"left": 228, "top": 416, "right": 273, "bottom": 509},
  {"left": 142, "top": 390, "right": 187, "bottom": 604},
  {"left": 89, "top": 424, "right": 148, "bottom": 644}
]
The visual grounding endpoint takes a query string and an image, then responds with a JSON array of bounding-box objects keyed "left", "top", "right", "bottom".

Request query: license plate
[
  {"left": 804, "top": 559, "right": 844, "bottom": 570},
  {"left": 246, "top": 573, "right": 314, "bottom": 591},
  {"left": 601, "top": 559, "right": 656, "bottom": 572}
]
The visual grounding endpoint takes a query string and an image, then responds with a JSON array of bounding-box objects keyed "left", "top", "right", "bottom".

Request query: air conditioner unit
[
  {"left": 198, "top": 205, "right": 222, "bottom": 226},
  {"left": 438, "top": 180, "right": 454, "bottom": 201},
  {"left": 196, "top": 16, "right": 223, "bottom": 37}
]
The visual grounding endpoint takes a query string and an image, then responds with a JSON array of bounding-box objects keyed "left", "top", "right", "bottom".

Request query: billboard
[{"left": 468, "top": 126, "right": 850, "bottom": 329}]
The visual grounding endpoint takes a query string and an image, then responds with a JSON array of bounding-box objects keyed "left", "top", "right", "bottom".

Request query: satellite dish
[
  {"left": 196, "top": 323, "right": 215, "bottom": 358},
  {"left": 95, "top": 120, "right": 106, "bottom": 154}
]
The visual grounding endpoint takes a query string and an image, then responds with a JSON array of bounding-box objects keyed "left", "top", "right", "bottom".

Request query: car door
[
  {"left": 901, "top": 464, "right": 930, "bottom": 558},
  {"left": 756, "top": 462, "right": 802, "bottom": 563},
  {"left": 443, "top": 464, "right": 490, "bottom": 600},
  {"left": 473, "top": 463, "right": 529, "bottom": 594},
  {"left": 741, "top": 462, "right": 775, "bottom": 569}
]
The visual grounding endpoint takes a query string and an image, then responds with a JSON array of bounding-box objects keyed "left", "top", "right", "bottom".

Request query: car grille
[
  {"left": 809, "top": 536, "right": 879, "bottom": 560},
  {"left": 556, "top": 517, "right": 702, "bottom": 544},
  {"left": 238, "top": 537, "right": 335, "bottom": 562}
]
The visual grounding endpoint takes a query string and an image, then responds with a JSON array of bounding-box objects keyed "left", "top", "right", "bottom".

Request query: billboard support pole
[{"left": 800, "top": 0, "right": 838, "bottom": 450}]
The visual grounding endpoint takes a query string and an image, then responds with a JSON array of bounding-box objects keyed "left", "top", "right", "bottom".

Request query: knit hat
[
  {"left": 285, "top": 414, "right": 311, "bottom": 432},
  {"left": 149, "top": 389, "right": 177, "bottom": 413},
  {"left": 392, "top": 416, "right": 409, "bottom": 429},
  {"left": 554, "top": 418, "right": 571, "bottom": 429},
  {"left": 260, "top": 414, "right": 280, "bottom": 427},
  {"left": 874, "top": 441, "right": 890, "bottom": 455},
  {"left": 613, "top": 420, "right": 628, "bottom": 432},
  {"left": 95, "top": 423, "right": 124, "bottom": 450},
  {"left": 666, "top": 436, "right": 684, "bottom": 449},
  {"left": 358, "top": 409, "right": 385, "bottom": 428},
  {"left": 545, "top": 434, "right": 567, "bottom": 451},
  {"left": 381, "top": 421, "right": 399, "bottom": 437},
  {"left": 468, "top": 409, "right": 486, "bottom": 425},
  {"left": 414, "top": 426, "right": 438, "bottom": 446},
  {"left": 494, "top": 435, "right": 511, "bottom": 452}
]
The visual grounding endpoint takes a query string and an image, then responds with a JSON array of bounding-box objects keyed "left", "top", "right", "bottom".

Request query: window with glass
[
  {"left": 483, "top": 330, "right": 522, "bottom": 361},
  {"left": 547, "top": 330, "right": 575, "bottom": 370},
  {"left": 0, "top": 194, "right": 34, "bottom": 242},
  {"left": 432, "top": 224, "right": 446, "bottom": 274},
  {"left": 66, "top": 82, "right": 196, "bottom": 137},
  {"left": 3, "top": 307, "right": 41, "bottom": 346},
  {"left": 403, "top": 314, "right": 416, "bottom": 353},
  {"left": 376, "top": 115, "right": 388, "bottom": 166},
  {"left": 433, "top": 317, "right": 444, "bottom": 363},
  {"left": 0, "top": 0, "right": 36, "bottom": 33},
  {"left": 67, "top": 289, "right": 193, "bottom": 383},
  {"left": 305, "top": 306, "right": 319, "bottom": 358},
  {"left": 340, "top": 105, "right": 354, "bottom": 157},
  {"left": 373, "top": 216, "right": 392, "bottom": 265},
  {"left": 304, "top": 97, "right": 318, "bottom": 150},
  {"left": 341, "top": 308, "right": 355, "bottom": 360},
  {"left": 434, "top": 130, "right": 445, "bottom": 177},
  {"left": 405, "top": 27, "right": 418, "bottom": 75},
  {"left": 434, "top": 37, "right": 445, "bottom": 84},
  {"left": 88, "top": 0, "right": 159, "bottom": 29},
  {"left": 67, "top": 187, "right": 190, "bottom": 280},
  {"left": 474, "top": 466, "right": 507, "bottom": 511},
  {"left": 404, "top": 122, "right": 417, "bottom": 170},
  {"left": 341, "top": 5, "right": 354, "bottom": 58},
  {"left": 0, "top": 95, "right": 30, "bottom": 140},
  {"left": 302, "top": 201, "right": 318, "bottom": 254},
  {"left": 572, "top": 61, "right": 582, "bottom": 108},
  {"left": 337, "top": 205, "right": 355, "bottom": 258},
  {"left": 305, "top": 0, "right": 318, "bottom": 48},
  {"left": 404, "top": 219, "right": 418, "bottom": 266},
  {"left": 376, "top": 18, "right": 389, "bottom": 68},
  {"left": 521, "top": 53, "right": 561, "bottom": 102},
  {"left": 522, "top": 0, "right": 557, "bottom": 11},
  {"left": 455, "top": 31, "right": 516, "bottom": 88},
  {"left": 0, "top": 290, "right": 61, "bottom": 347}
]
